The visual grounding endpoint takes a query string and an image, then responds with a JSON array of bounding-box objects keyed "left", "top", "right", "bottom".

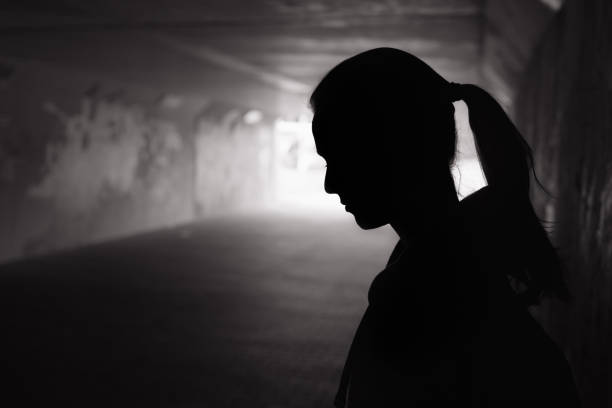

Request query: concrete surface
[
  {"left": 515, "top": 1, "right": 612, "bottom": 406},
  {"left": 0, "top": 209, "right": 397, "bottom": 407}
]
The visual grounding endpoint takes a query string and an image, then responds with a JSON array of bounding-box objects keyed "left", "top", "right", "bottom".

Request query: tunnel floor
[{"left": 0, "top": 209, "right": 396, "bottom": 408}]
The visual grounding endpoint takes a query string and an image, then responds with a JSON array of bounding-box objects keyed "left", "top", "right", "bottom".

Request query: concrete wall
[
  {"left": 515, "top": 1, "right": 612, "bottom": 406},
  {"left": 0, "top": 59, "right": 275, "bottom": 262},
  {"left": 194, "top": 104, "right": 274, "bottom": 216},
  {"left": 481, "top": 0, "right": 556, "bottom": 111}
]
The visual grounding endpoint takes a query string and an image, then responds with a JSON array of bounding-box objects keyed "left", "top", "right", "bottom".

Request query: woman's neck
[{"left": 390, "top": 189, "right": 461, "bottom": 246}]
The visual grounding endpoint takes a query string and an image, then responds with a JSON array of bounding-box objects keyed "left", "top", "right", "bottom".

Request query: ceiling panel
[{"left": 1, "top": 0, "right": 486, "bottom": 116}]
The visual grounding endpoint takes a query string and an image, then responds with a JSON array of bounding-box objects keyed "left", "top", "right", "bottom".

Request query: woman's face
[{"left": 312, "top": 109, "right": 410, "bottom": 229}]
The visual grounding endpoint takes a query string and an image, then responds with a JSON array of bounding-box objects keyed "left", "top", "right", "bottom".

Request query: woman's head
[
  {"left": 310, "top": 48, "right": 458, "bottom": 229},
  {"left": 310, "top": 47, "right": 570, "bottom": 304}
]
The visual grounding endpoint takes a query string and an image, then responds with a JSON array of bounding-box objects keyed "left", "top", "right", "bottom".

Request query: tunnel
[{"left": 0, "top": 1, "right": 610, "bottom": 407}]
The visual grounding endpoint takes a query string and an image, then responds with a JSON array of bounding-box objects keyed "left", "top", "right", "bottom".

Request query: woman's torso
[{"left": 338, "top": 204, "right": 580, "bottom": 407}]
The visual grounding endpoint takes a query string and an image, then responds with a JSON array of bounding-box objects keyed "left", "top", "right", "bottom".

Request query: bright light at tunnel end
[{"left": 272, "top": 116, "right": 342, "bottom": 213}]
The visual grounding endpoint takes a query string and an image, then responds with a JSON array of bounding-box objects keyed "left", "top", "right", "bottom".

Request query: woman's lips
[{"left": 340, "top": 197, "right": 354, "bottom": 211}]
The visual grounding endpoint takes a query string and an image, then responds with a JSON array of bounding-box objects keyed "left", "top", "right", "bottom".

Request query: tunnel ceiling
[{"left": 2, "top": 0, "right": 555, "bottom": 117}]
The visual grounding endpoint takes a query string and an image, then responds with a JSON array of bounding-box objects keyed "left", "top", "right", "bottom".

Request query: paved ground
[{"left": 0, "top": 209, "right": 397, "bottom": 407}]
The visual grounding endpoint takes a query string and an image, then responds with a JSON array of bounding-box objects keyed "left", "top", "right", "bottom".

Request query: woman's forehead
[
  {"left": 312, "top": 109, "right": 340, "bottom": 129},
  {"left": 312, "top": 111, "right": 356, "bottom": 141},
  {"left": 313, "top": 121, "right": 376, "bottom": 159},
  {"left": 312, "top": 108, "right": 370, "bottom": 134}
]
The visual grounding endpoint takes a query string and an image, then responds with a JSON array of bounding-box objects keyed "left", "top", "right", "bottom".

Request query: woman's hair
[{"left": 310, "top": 47, "right": 569, "bottom": 305}]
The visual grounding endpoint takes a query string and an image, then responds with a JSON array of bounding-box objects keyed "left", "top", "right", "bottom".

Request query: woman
[{"left": 310, "top": 48, "right": 580, "bottom": 407}]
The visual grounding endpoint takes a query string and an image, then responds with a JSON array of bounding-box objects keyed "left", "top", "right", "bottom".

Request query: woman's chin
[{"left": 352, "top": 212, "right": 388, "bottom": 230}]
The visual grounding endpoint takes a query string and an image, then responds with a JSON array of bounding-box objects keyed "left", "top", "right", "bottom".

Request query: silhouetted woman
[{"left": 310, "top": 48, "right": 580, "bottom": 407}]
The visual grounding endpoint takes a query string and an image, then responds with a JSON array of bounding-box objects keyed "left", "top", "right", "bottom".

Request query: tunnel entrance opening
[{"left": 272, "top": 116, "right": 342, "bottom": 213}]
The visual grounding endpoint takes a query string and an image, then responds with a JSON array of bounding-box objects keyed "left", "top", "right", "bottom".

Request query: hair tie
[{"left": 447, "top": 82, "right": 464, "bottom": 102}]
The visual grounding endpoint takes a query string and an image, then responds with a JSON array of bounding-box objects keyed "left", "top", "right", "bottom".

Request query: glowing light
[
  {"left": 272, "top": 118, "right": 339, "bottom": 211},
  {"left": 243, "top": 109, "right": 263, "bottom": 124}
]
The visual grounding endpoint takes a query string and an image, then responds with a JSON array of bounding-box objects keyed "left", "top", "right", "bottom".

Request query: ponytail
[{"left": 448, "top": 83, "right": 570, "bottom": 304}]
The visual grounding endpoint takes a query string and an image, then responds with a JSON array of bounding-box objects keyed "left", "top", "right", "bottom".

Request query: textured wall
[
  {"left": 194, "top": 104, "right": 274, "bottom": 216},
  {"left": 0, "top": 59, "right": 274, "bottom": 262},
  {"left": 515, "top": 1, "right": 612, "bottom": 406},
  {"left": 481, "top": 0, "right": 555, "bottom": 111}
]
